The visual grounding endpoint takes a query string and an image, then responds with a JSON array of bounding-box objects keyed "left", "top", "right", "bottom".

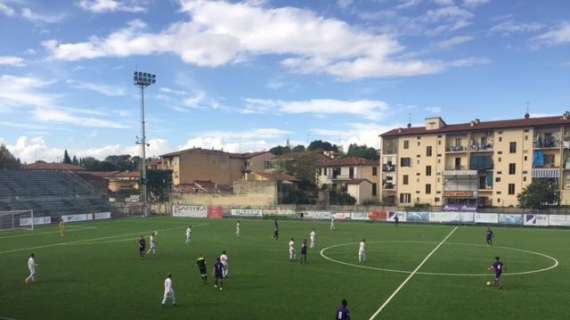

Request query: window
[
  {"left": 426, "top": 165, "right": 432, "bottom": 176},
  {"left": 372, "top": 183, "right": 377, "bottom": 196},
  {"left": 498, "top": 137, "right": 502, "bottom": 142},
  {"left": 425, "top": 184, "right": 432, "bottom": 194},
  {"left": 372, "top": 167, "right": 378, "bottom": 176},
  {"left": 509, "top": 163, "right": 516, "bottom": 175},
  {"left": 438, "top": 140, "right": 442, "bottom": 145},
  {"left": 349, "top": 167, "right": 355, "bottom": 179},
  {"left": 455, "top": 157, "right": 461, "bottom": 169},
  {"left": 496, "top": 177, "right": 501, "bottom": 182},
  {"left": 508, "top": 183, "right": 515, "bottom": 195},
  {"left": 403, "top": 175, "right": 409, "bottom": 185},
  {"left": 264, "top": 160, "right": 273, "bottom": 170},
  {"left": 403, "top": 140, "right": 409, "bottom": 149},
  {"left": 417, "top": 141, "right": 421, "bottom": 146},
  {"left": 498, "top": 157, "right": 502, "bottom": 162},
  {"left": 318, "top": 168, "right": 322, "bottom": 175},
  {"left": 400, "top": 193, "right": 411, "bottom": 204},
  {"left": 323, "top": 168, "right": 328, "bottom": 175},
  {"left": 426, "top": 146, "right": 433, "bottom": 157},
  {"left": 435, "top": 197, "right": 440, "bottom": 202},
  {"left": 509, "top": 142, "right": 517, "bottom": 153},
  {"left": 400, "top": 157, "right": 411, "bottom": 167},
  {"left": 524, "top": 155, "right": 528, "bottom": 161}
]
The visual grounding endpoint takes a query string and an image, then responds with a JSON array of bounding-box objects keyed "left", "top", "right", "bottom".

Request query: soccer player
[
  {"left": 330, "top": 215, "right": 336, "bottom": 231},
  {"left": 300, "top": 239, "right": 308, "bottom": 264},
  {"left": 24, "top": 253, "right": 37, "bottom": 284},
  {"left": 236, "top": 220, "right": 240, "bottom": 237},
  {"left": 196, "top": 255, "right": 208, "bottom": 284},
  {"left": 220, "top": 251, "right": 229, "bottom": 278},
  {"left": 335, "top": 299, "right": 351, "bottom": 320},
  {"left": 185, "top": 225, "right": 192, "bottom": 244},
  {"left": 358, "top": 239, "right": 366, "bottom": 264},
  {"left": 147, "top": 232, "right": 157, "bottom": 256},
  {"left": 138, "top": 235, "right": 146, "bottom": 257},
  {"left": 161, "top": 274, "right": 176, "bottom": 306},
  {"left": 309, "top": 228, "right": 316, "bottom": 248},
  {"left": 486, "top": 227, "right": 494, "bottom": 246},
  {"left": 213, "top": 257, "right": 224, "bottom": 291},
  {"left": 394, "top": 214, "right": 400, "bottom": 226},
  {"left": 59, "top": 218, "right": 65, "bottom": 238},
  {"left": 273, "top": 219, "right": 279, "bottom": 240},
  {"left": 289, "top": 238, "right": 296, "bottom": 261},
  {"left": 489, "top": 256, "right": 504, "bottom": 289}
]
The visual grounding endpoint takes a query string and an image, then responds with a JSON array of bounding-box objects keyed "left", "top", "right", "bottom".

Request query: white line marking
[{"left": 368, "top": 226, "right": 458, "bottom": 320}]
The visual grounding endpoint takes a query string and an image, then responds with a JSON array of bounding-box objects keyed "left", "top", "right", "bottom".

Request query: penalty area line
[{"left": 368, "top": 226, "right": 458, "bottom": 320}]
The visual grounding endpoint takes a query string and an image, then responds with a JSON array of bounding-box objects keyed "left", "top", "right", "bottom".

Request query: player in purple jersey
[
  {"left": 486, "top": 227, "right": 494, "bottom": 245},
  {"left": 273, "top": 219, "right": 279, "bottom": 240},
  {"left": 335, "top": 299, "right": 351, "bottom": 320},
  {"left": 300, "top": 239, "right": 308, "bottom": 264},
  {"left": 488, "top": 256, "right": 504, "bottom": 289},
  {"left": 213, "top": 257, "right": 224, "bottom": 291}
]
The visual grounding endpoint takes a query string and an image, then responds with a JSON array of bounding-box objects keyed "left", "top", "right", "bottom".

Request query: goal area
[{"left": 0, "top": 210, "right": 35, "bottom": 231}]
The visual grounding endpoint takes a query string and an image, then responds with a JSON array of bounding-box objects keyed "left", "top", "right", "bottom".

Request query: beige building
[
  {"left": 317, "top": 157, "right": 380, "bottom": 205},
  {"left": 380, "top": 113, "right": 570, "bottom": 208},
  {"left": 160, "top": 148, "right": 275, "bottom": 187}
]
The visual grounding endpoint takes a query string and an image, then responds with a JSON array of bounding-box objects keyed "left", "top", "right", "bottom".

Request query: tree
[
  {"left": 346, "top": 144, "right": 379, "bottom": 161},
  {"left": 147, "top": 169, "right": 172, "bottom": 202},
  {"left": 72, "top": 156, "right": 79, "bottom": 166},
  {"left": 269, "top": 145, "right": 291, "bottom": 155},
  {"left": 274, "top": 152, "right": 320, "bottom": 204},
  {"left": 291, "top": 145, "right": 306, "bottom": 153},
  {"left": 518, "top": 179, "right": 560, "bottom": 210},
  {"left": 0, "top": 144, "right": 21, "bottom": 170},
  {"left": 63, "top": 149, "right": 72, "bottom": 164},
  {"left": 308, "top": 140, "right": 339, "bottom": 152},
  {"left": 80, "top": 157, "right": 118, "bottom": 171},
  {"left": 105, "top": 155, "right": 138, "bottom": 171}
]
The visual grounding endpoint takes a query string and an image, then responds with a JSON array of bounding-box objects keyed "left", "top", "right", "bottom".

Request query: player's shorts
[
  {"left": 215, "top": 273, "right": 224, "bottom": 280},
  {"left": 495, "top": 272, "right": 502, "bottom": 279},
  {"left": 199, "top": 267, "right": 207, "bottom": 274}
]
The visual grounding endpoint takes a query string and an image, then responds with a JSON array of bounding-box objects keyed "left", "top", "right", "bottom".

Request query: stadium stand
[{"left": 0, "top": 170, "right": 111, "bottom": 217}]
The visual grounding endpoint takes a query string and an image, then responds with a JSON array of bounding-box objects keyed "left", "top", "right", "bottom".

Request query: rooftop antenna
[
  {"left": 407, "top": 113, "right": 412, "bottom": 128},
  {"left": 524, "top": 101, "right": 530, "bottom": 119}
]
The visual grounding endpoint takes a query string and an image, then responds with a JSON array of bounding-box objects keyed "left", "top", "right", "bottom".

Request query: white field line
[
  {"left": 0, "top": 223, "right": 209, "bottom": 256},
  {"left": 368, "top": 226, "right": 458, "bottom": 320}
]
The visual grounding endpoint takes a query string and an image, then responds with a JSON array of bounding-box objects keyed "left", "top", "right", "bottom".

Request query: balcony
[
  {"left": 382, "top": 164, "right": 396, "bottom": 172},
  {"left": 532, "top": 168, "right": 560, "bottom": 179},
  {"left": 446, "top": 145, "right": 467, "bottom": 153},
  {"left": 534, "top": 132, "right": 561, "bottom": 149},
  {"left": 382, "top": 182, "right": 396, "bottom": 190},
  {"left": 443, "top": 169, "right": 478, "bottom": 176},
  {"left": 469, "top": 143, "right": 493, "bottom": 152}
]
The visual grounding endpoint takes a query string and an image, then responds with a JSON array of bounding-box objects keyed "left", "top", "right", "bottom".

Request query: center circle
[{"left": 319, "top": 240, "right": 559, "bottom": 277}]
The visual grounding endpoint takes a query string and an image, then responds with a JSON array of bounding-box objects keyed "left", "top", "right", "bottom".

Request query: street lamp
[{"left": 134, "top": 71, "right": 156, "bottom": 217}]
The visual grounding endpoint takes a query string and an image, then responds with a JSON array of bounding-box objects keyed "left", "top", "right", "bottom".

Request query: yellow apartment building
[{"left": 380, "top": 113, "right": 570, "bottom": 208}]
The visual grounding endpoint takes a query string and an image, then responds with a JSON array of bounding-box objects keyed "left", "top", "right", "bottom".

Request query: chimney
[
  {"left": 563, "top": 111, "right": 570, "bottom": 120},
  {"left": 407, "top": 123, "right": 412, "bottom": 128},
  {"left": 524, "top": 112, "right": 530, "bottom": 119}
]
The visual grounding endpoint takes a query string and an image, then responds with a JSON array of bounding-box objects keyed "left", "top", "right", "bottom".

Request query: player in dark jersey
[
  {"left": 489, "top": 256, "right": 504, "bottom": 289},
  {"left": 273, "top": 219, "right": 279, "bottom": 240},
  {"left": 486, "top": 227, "right": 494, "bottom": 246},
  {"left": 196, "top": 255, "right": 208, "bottom": 284},
  {"left": 138, "top": 235, "right": 146, "bottom": 257},
  {"left": 394, "top": 214, "right": 400, "bottom": 226},
  {"left": 336, "top": 299, "right": 351, "bottom": 320},
  {"left": 213, "top": 257, "right": 224, "bottom": 291},
  {"left": 300, "top": 239, "right": 308, "bottom": 264}
]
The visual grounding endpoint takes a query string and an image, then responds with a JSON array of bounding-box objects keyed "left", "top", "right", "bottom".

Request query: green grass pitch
[{"left": 1, "top": 217, "right": 570, "bottom": 320}]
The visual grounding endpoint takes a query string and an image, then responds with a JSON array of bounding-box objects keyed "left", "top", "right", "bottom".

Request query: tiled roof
[
  {"left": 22, "top": 163, "right": 85, "bottom": 171},
  {"left": 381, "top": 115, "right": 570, "bottom": 137},
  {"left": 318, "top": 157, "right": 378, "bottom": 167}
]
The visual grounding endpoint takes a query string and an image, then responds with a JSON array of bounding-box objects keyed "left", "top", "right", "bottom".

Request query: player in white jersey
[
  {"left": 330, "top": 216, "right": 336, "bottom": 231},
  {"left": 289, "top": 238, "right": 296, "bottom": 261},
  {"left": 358, "top": 239, "right": 367, "bottom": 264},
  {"left": 185, "top": 225, "right": 192, "bottom": 244},
  {"left": 309, "top": 229, "right": 316, "bottom": 248},
  {"left": 161, "top": 274, "right": 176, "bottom": 306},
  {"left": 25, "top": 253, "right": 37, "bottom": 284},
  {"left": 236, "top": 220, "right": 240, "bottom": 237},
  {"left": 220, "top": 251, "right": 229, "bottom": 278},
  {"left": 147, "top": 232, "right": 157, "bottom": 255}
]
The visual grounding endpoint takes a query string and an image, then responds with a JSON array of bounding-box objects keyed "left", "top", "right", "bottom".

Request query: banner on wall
[
  {"left": 443, "top": 204, "right": 477, "bottom": 212},
  {"left": 62, "top": 214, "right": 93, "bottom": 223},
  {"left": 368, "top": 211, "right": 388, "bottom": 221},
  {"left": 498, "top": 214, "right": 523, "bottom": 225},
  {"left": 388, "top": 211, "right": 407, "bottom": 222},
  {"left": 94, "top": 212, "right": 112, "bottom": 220},
  {"left": 263, "top": 209, "right": 295, "bottom": 216},
  {"left": 207, "top": 206, "right": 224, "bottom": 220},
  {"left": 430, "top": 211, "right": 475, "bottom": 223},
  {"left": 474, "top": 213, "right": 499, "bottom": 224},
  {"left": 173, "top": 205, "right": 208, "bottom": 218},
  {"left": 231, "top": 209, "right": 263, "bottom": 217},
  {"left": 334, "top": 212, "right": 351, "bottom": 220},
  {"left": 524, "top": 214, "right": 549, "bottom": 226},
  {"left": 548, "top": 214, "right": 570, "bottom": 227},
  {"left": 350, "top": 212, "right": 369, "bottom": 221},
  {"left": 304, "top": 211, "right": 332, "bottom": 220},
  {"left": 406, "top": 211, "right": 430, "bottom": 223},
  {"left": 20, "top": 216, "right": 52, "bottom": 226}
]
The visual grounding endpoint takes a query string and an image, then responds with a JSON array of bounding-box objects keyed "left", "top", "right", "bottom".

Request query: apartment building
[
  {"left": 317, "top": 157, "right": 380, "bottom": 205},
  {"left": 380, "top": 113, "right": 570, "bottom": 208},
  {"left": 160, "top": 148, "right": 275, "bottom": 187}
]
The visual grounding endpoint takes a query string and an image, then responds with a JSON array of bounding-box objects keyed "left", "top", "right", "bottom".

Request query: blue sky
[{"left": 0, "top": 0, "right": 569, "bottom": 163}]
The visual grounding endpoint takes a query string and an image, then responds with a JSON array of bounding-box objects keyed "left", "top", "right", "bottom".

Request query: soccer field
[{"left": 1, "top": 217, "right": 569, "bottom": 320}]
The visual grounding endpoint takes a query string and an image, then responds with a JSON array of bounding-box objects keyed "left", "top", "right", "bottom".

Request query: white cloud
[
  {"left": 396, "top": 0, "right": 423, "bottom": 10},
  {"left": 66, "top": 79, "right": 126, "bottom": 96},
  {"left": 156, "top": 87, "right": 222, "bottom": 111},
  {"left": 490, "top": 20, "right": 543, "bottom": 36},
  {"left": 433, "top": 0, "right": 454, "bottom": 6},
  {"left": 533, "top": 22, "right": 570, "bottom": 47},
  {"left": 5, "top": 136, "right": 64, "bottom": 163},
  {"left": 311, "top": 123, "right": 400, "bottom": 151},
  {"left": 0, "top": 55, "right": 25, "bottom": 66},
  {"left": 243, "top": 98, "right": 390, "bottom": 120},
  {"left": 43, "top": 0, "right": 479, "bottom": 80},
  {"left": 462, "top": 0, "right": 489, "bottom": 8},
  {"left": 33, "top": 108, "right": 127, "bottom": 129},
  {"left": 178, "top": 128, "right": 290, "bottom": 153},
  {"left": 77, "top": 0, "right": 147, "bottom": 13},
  {"left": 0, "top": 2, "right": 15, "bottom": 16},
  {"left": 21, "top": 8, "right": 64, "bottom": 23},
  {"left": 435, "top": 35, "right": 473, "bottom": 50},
  {"left": 336, "top": 0, "right": 353, "bottom": 9}
]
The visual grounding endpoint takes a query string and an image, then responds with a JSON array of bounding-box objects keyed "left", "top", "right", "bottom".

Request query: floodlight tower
[{"left": 134, "top": 71, "right": 156, "bottom": 217}]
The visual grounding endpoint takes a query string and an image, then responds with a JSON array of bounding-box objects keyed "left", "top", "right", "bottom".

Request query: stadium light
[{"left": 134, "top": 71, "right": 156, "bottom": 217}]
